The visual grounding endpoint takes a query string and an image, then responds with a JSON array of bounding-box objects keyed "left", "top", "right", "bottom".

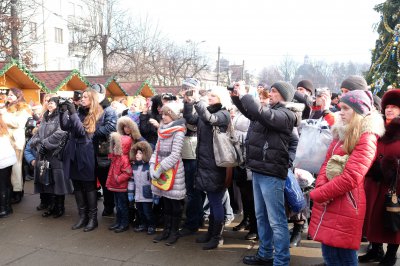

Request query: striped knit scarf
[{"left": 158, "top": 125, "right": 186, "bottom": 139}]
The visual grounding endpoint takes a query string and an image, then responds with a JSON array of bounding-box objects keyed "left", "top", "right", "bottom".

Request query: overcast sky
[{"left": 124, "top": 0, "right": 383, "bottom": 73}]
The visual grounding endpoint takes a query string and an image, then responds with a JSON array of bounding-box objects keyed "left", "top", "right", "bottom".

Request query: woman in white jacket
[{"left": 0, "top": 114, "right": 17, "bottom": 218}]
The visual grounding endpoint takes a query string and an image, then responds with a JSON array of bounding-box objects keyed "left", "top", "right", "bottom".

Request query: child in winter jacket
[
  {"left": 150, "top": 102, "right": 186, "bottom": 246},
  {"left": 128, "top": 141, "right": 155, "bottom": 235},
  {"left": 106, "top": 129, "right": 133, "bottom": 233}
]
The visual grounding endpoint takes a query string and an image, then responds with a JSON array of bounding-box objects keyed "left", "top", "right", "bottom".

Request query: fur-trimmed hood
[
  {"left": 331, "top": 110, "right": 385, "bottom": 141},
  {"left": 130, "top": 141, "right": 153, "bottom": 163},
  {"left": 109, "top": 132, "right": 132, "bottom": 155},
  {"left": 117, "top": 116, "right": 142, "bottom": 141},
  {"left": 284, "top": 102, "right": 305, "bottom": 127}
]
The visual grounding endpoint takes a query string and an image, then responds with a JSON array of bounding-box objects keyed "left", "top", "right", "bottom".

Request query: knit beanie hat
[
  {"left": 271, "top": 81, "right": 295, "bottom": 102},
  {"left": 340, "top": 75, "right": 368, "bottom": 92},
  {"left": 372, "top": 94, "right": 382, "bottom": 113},
  {"left": 182, "top": 78, "right": 200, "bottom": 89},
  {"left": 91, "top": 83, "right": 106, "bottom": 94},
  {"left": 161, "top": 102, "right": 181, "bottom": 121},
  {"left": 340, "top": 90, "right": 373, "bottom": 116},
  {"left": 296, "top": 80, "right": 315, "bottom": 95},
  {"left": 381, "top": 89, "right": 400, "bottom": 111}
]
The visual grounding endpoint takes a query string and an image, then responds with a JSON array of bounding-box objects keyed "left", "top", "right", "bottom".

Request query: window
[
  {"left": 30, "top": 22, "right": 37, "bottom": 40},
  {"left": 55, "top": 27, "right": 63, "bottom": 44}
]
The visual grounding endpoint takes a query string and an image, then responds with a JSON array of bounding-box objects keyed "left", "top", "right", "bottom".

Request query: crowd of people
[{"left": 0, "top": 77, "right": 399, "bottom": 266}]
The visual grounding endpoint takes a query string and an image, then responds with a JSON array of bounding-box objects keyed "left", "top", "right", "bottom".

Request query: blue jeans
[
  {"left": 207, "top": 190, "right": 226, "bottom": 224},
  {"left": 136, "top": 202, "right": 155, "bottom": 227},
  {"left": 321, "top": 244, "right": 357, "bottom": 266},
  {"left": 183, "top": 159, "right": 203, "bottom": 230},
  {"left": 114, "top": 192, "right": 129, "bottom": 227},
  {"left": 203, "top": 190, "right": 234, "bottom": 222},
  {"left": 252, "top": 172, "right": 290, "bottom": 266}
]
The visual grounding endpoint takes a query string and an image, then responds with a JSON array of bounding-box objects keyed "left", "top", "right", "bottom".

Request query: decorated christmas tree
[{"left": 366, "top": 0, "right": 400, "bottom": 95}]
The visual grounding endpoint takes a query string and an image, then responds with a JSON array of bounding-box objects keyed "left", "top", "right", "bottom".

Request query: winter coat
[
  {"left": 1, "top": 102, "right": 31, "bottom": 191},
  {"left": 139, "top": 112, "right": 161, "bottom": 148},
  {"left": 232, "top": 95, "right": 296, "bottom": 179},
  {"left": 60, "top": 107, "right": 96, "bottom": 181},
  {"left": 93, "top": 98, "right": 117, "bottom": 168},
  {"left": 106, "top": 133, "right": 133, "bottom": 192},
  {"left": 183, "top": 101, "right": 230, "bottom": 192},
  {"left": 182, "top": 103, "right": 198, "bottom": 160},
  {"left": 363, "top": 116, "right": 400, "bottom": 244},
  {"left": 30, "top": 110, "right": 73, "bottom": 195},
  {"left": 308, "top": 112, "right": 385, "bottom": 250},
  {"left": 24, "top": 138, "right": 36, "bottom": 166},
  {"left": 129, "top": 141, "right": 153, "bottom": 202},
  {"left": 0, "top": 135, "right": 16, "bottom": 169},
  {"left": 150, "top": 118, "right": 186, "bottom": 200}
]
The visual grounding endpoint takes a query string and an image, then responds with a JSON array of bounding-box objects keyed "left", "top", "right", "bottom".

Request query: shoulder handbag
[
  {"left": 293, "top": 119, "right": 333, "bottom": 174},
  {"left": 151, "top": 143, "right": 179, "bottom": 191},
  {"left": 213, "top": 123, "right": 244, "bottom": 167},
  {"left": 36, "top": 155, "right": 54, "bottom": 186},
  {"left": 383, "top": 158, "right": 400, "bottom": 232}
]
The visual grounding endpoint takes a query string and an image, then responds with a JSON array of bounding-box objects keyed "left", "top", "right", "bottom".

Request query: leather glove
[
  {"left": 153, "top": 195, "right": 160, "bottom": 205},
  {"left": 65, "top": 101, "right": 76, "bottom": 114},
  {"left": 39, "top": 144, "right": 46, "bottom": 156},
  {"left": 128, "top": 192, "right": 134, "bottom": 202}
]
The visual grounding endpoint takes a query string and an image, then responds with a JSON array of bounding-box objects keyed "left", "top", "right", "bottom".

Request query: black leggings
[{"left": 0, "top": 166, "right": 12, "bottom": 192}]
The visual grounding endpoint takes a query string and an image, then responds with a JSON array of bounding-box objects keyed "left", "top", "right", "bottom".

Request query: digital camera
[{"left": 58, "top": 96, "right": 72, "bottom": 105}]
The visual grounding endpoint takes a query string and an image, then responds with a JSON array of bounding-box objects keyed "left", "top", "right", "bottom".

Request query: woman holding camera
[
  {"left": 183, "top": 88, "right": 231, "bottom": 250},
  {"left": 60, "top": 88, "right": 103, "bottom": 232},
  {"left": 30, "top": 97, "right": 72, "bottom": 218}
]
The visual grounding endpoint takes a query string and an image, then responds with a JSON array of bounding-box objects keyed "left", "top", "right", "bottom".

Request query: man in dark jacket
[
  {"left": 92, "top": 84, "right": 117, "bottom": 216},
  {"left": 232, "top": 81, "right": 296, "bottom": 266}
]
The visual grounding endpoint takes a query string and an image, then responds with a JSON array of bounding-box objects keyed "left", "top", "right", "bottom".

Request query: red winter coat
[
  {"left": 363, "top": 116, "right": 400, "bottom": 244},
  {"left": 106, "top": 133, "right": 133, "bottom": 192},
  {"left": 308, "top": 113, "right": 385, "bottom": 250}
]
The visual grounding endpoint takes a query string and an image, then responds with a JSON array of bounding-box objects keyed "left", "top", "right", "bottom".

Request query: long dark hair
[{"left": 151, "top": 95, "right": 163, "bottom": 115}]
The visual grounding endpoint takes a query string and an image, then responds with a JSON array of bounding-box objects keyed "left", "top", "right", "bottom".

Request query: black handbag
[
  {"left": 383, "top": 158, "right": 400, "bottom": 232},
  {"left": 36, "top": 159, "right": 54, "bottom": 186}
]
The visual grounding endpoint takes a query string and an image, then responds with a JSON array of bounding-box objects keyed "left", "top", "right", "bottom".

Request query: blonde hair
[
  {"left": 342, "top": 112, "right": 364, "bottom": 154},
  {"left": 83, "top": 88, "right": 103, "bottom": 134}
]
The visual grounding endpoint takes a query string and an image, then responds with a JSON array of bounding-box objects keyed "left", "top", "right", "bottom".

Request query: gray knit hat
[
  {"left": 296, "top": 80, "right": 315, "bottom": 95},
  {"left": 340, "top": 75, "right": 368, "bottom": 92},
  {"left": 271, "top": 81, "right": 295, "bottom": 102}
]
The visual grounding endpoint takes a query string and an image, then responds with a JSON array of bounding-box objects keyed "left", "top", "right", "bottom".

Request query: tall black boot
[
  {"left": 196, "top": 216, "right": 214, "bottom": 243},
  {"left": 379, "top": 244, "right": 398, "bottom": 266},
  {"left": 42, "top": 194, "right": 56, "bottom": 217},
  {"left": 153, "top": 215, "right": 171, "bottom": 243},
  {"left": 71, "top": 190, "right": 88, "bottom": 230},
  {"left": 0, "top": 188, "right": 8, "bottom": 218},
  {"left": 83, "top": 190, "right": 98, "bottom": 232},
  {"left": 53, "top": 195, "right": 65, "bottom": 218},
  {"left": 37, "top": 193, "right": 50, "bottom": 211},
  {"left": 359, "top": 242, "right": 384, "bottom": 263},
  {"left": 202, "top": 222, "right": 224, "bottom": 250},
  {"left": 289, "top": 223, "right": 304, "bottom": 248},
  {"left": 165, "top": 216, "right": 181, "bottom": 246}
]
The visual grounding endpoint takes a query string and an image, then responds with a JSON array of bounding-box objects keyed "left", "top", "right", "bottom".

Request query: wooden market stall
[
  {"left": 120, "top": 80, "right": 156, "bottom": 98},
  {"left": 33, "top": 69, "right": 90, "bottom": 98},
  {"left": 85, "top": 75, "right": 128, "bottom": 100},
  {"left": 0, "top": 59, "right": 49, "bottom": 104}
]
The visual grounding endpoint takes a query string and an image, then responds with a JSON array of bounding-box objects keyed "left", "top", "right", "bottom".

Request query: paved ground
[{"left": 0, "top": 181, "right": 381, "bottom": 266}]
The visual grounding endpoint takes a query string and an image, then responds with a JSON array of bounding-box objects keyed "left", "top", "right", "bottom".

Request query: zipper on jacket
[
  {"left": 313, "top": 205, "right": 327, "bottom": 240},
  {"left": 347, "top": 191, "right": 358, "bottom": 212}
]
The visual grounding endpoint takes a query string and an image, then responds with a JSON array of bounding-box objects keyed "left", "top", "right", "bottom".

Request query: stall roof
[{"left": 33, "top": 69, "right": 90, "bottom": 92}]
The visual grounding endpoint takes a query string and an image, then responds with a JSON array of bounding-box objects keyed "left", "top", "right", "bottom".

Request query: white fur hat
[{"left": 161, "top": 102, "right": 181, "bottom": 120}]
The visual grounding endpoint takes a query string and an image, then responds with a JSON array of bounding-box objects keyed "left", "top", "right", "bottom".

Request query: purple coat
[{"left": 60, "top": 108, "right": 95, "bottom": 181}]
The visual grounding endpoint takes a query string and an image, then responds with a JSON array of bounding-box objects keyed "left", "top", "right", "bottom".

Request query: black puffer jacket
[
  {"left": 232, "top": 95, "right": 296, "bottom": 179},
  {"left": 183, "top": 101, "right": 230, "bottom": 192}
]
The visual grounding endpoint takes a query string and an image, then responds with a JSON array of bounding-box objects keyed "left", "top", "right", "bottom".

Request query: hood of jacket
[
  {"left": 284, "top": 102, "right": 305, "bottom": 127},
  {"left": 130, "top": 140, "right": 153, "bottom": 163},
  {"left": 117, "top": 116, "right": 142, "bottom": 141},
  {"left": 110, "top": 132, "right": 132, "bottom": 155},
  {"left": 331, "top": 110, "right": 385, "bottom": 142}
]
